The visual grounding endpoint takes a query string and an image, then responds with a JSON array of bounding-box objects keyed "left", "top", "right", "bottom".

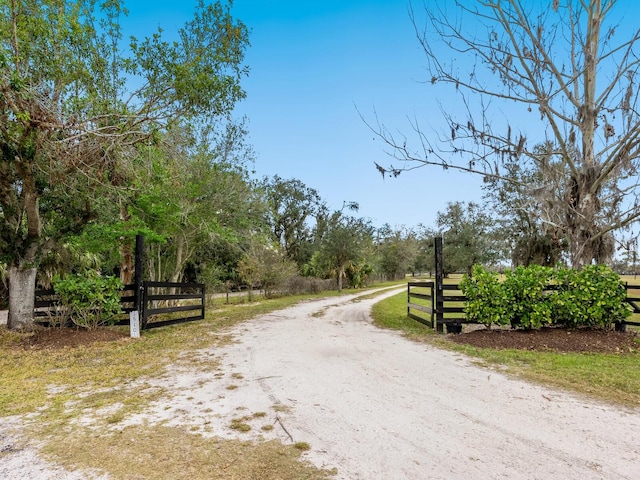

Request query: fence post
[
  {"left": 130, "top": 234, "right": 145, "bottom": 337},
  {"left": 430, "top": 281, "right": 435, "bottom": 329},
  {"left": 434, "top": 236, "right": 444, "bottom": 331},
  {"left": 407, "top": 283, "right": 411, "bottom": 318}
]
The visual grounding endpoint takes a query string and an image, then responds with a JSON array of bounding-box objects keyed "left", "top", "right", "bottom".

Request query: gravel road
[{"left": 2, "top": 287, "right": 640, "bottom": 479}]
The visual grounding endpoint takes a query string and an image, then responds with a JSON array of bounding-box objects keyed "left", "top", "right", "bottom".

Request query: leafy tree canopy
[{"left": 0, "top": 0, "right": 249, "bottom": 329}]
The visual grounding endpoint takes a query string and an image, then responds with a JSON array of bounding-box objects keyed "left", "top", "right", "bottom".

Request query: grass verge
[
  {"left": 372, "top": 291, "right": 640, "bottom": 408},
  {"left": 371, "top": 290, "right": 435, "bottom": 340},
  {"left": 41, "top": 424, "right": 334, "bottom": 480}
]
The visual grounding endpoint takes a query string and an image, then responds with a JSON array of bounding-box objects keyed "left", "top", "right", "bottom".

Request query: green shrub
[
  {"left": 53, "top": 272, "right": 123, "bottom": 330},
  {"left": 461, "top": 264, "right": 630, "bottom": 330},
  {"left": 503, "top": 265, "right": 553, "bottom": 330},
  {"left": 460, "top": 265, "right": 510, "bottom": 328},
  {"left": 550, "top": 265, "right": 631, "bottom": 328}
]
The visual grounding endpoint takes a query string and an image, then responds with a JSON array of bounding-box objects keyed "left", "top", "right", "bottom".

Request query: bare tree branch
[{"left": 369, "top": 0, "right": 640, "bottom": 267}]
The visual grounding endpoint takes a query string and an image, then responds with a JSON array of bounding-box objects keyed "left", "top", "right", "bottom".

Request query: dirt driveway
[
  {"left": 126, "top": 287, "right": 640, "bottom": 479},
  {"left": 3, "top": 288, "right": 640, "bottom": 479}
]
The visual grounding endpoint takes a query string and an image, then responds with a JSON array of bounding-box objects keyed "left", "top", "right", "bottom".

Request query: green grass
[
  {"left": 443, "top": 341, "right": 640, "bottom": 406},
  {"left": 372, "top": 291, "right": 640, "bottom": 408},
  {"left": 371, "top": 290, "right": 435, "bottom": 339}
]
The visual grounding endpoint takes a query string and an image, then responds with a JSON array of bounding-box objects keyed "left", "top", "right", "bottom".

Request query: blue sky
[
  {"left": 121, "top": 0, "right": 640, "bottom": 231},
  {"left": 231, "top": 0, "right": 486, "bottom": 228},
  {"left": 122, "top": 0, "right": 487, "bottom": 228}
]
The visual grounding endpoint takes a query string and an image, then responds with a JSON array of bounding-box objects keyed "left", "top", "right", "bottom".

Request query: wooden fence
[
  {"left": 407, "top": 281, "right": 434, "bottom": 327},
  {"left": 407, "top": 281, "right": 466, "bottom": 333},
  {"left": 141, "top": 281, "right": 205, "bottom": 329},
  {"left": 407, "top": 280, "right": 640, "bottom": 333},
  {"left": 34, "top": 281, "right": 205, "bottom": 331},
  {"left": 622, "top": 284, "right": 640, "bottom": 328},
  {"left": 34, "top": 283, "right": 137, "bottom": 325}
]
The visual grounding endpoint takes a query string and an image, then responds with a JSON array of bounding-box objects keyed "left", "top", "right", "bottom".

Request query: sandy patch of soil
[{"left": 118, "top": 289, "right": 640, "bottom": 479}]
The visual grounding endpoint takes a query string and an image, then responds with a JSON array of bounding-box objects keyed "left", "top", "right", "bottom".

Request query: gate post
[
  {"left": 129, "top": 234, "right": 145, "bottom": 337},
  {"left": 434, "top": 236, "right": 444, "bottom": 331}
]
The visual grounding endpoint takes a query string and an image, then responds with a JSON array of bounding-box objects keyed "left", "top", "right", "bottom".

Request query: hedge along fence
[
  {"left": 34, "top": 272, "right": 126, "bottom": 330},
  {"left": 459, "top": 264, "right": 632, "bottom": 330},
  {"left": 35, "top": 275, "right": 205, "bottom": 331}
]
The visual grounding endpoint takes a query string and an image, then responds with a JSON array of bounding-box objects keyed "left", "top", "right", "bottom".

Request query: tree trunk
[
  {"left": 337, "top": 266, "right": 344, "bottom": 291},
  {"left": 7, "top": 264, "right": 37, "bottom": 330},
  {"left": 568, "top": 4, "right": 601, "bottom": 269},
  {"left": 7, "top": 163, "right": 41, "bottom": 331},
  {"left": 170, "top": 236, "right": 185, "bottom": 283},
  {"left": 119, "top": 202, "right": 133, "bottom": 285},
  {"left": 119, "top": 241, "right": 133, "bottom": 285},
  {"left": 566, "top": 168, "right": 606, "bottom": 268}
]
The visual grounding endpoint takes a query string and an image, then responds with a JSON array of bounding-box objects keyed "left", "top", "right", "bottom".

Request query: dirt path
[
  {"left": 3, "top": 288, "right": 640, "bottom": 478},
  {"left": 126, "top": 287, "right": 640, "bottom": 479}
]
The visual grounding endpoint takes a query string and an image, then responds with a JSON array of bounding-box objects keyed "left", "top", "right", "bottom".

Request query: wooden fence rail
[
  {"left": 141, "top": 281, "right": 205, "bottom": 330},
  {"left": 622, "top": 284, "right": 640, "bottom": 327},
  {"left": 34, "top": 284, "right": 137, "bottom": 325},
  {"left": 407, "top": 282, "right": 466, "bottom": 333},
  {"left": 407, "top": 281, "right": 434, "bottom": 328}
]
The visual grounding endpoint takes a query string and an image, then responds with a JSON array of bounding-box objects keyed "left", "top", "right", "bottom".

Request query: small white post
[{"left": 129, "top": 310, "right": 140, "bottom": 338}]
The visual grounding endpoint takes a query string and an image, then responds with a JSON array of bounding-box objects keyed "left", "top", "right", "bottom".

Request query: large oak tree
[
  {"left": 262, "top": 175, "right": 326, "bottom": 267},
  {"left": 372, "top": 0, "right": 640, "bottom": 268}
]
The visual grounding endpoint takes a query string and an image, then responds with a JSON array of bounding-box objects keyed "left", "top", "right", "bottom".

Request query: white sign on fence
[{"left": 129, "top": 311, "right": 140, "bottom": 338}]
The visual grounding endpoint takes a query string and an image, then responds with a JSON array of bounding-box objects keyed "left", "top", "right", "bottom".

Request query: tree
[
  {"left": 614, "top": 235, "right": 639, "bottom": 275},
  {"left": 0, "top": 262, "right": 7, "bottom": 309},
  {"left": 70, "top": 117, "right": 260, "bottom": 298},
  {"left": 376, "top": 224, "right": 419, "bottom": 280},
  {"left": 261, "top": 176, "right": 325, "bottom": 267},
  {"left": 483, "top": 151, "right": 566, "bottom": 266},
  {"left": 407, "top": 224, "right": 440, "bottom": 275},
  {"left": 317, "top": 212, "right": 374, "bottom": 291},
  {"left": 371, "top": 0, "right": 640, "bottom": 268},
  {"left": 436, "top": 201, "right": 502, "bottom": 274},
  {"left": 132, "top": 123, "right": 257, "bottom": 284},
  {"left": 237, "top": 236, "right": 297, "bottom": 299},
  {"left": 0, "top": 0, "right": 248, "bottom": 329}
]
